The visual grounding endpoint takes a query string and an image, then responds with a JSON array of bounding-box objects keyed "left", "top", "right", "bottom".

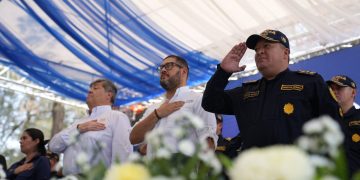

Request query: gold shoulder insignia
[
  {"left": 216, "top": 146, "right": 226, "bottom": 151},
  {"left": 296, "top": 70, "right": 317, "bottom": 76}
]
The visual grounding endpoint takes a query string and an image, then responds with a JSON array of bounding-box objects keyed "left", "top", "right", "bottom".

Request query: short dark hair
[
  {"left": 24, "top": 128, "right": 46, "bottom": 156},
  {"left": 163, "top": 55, "right": 189, "bottom": 78},
  {"left": 90, "top": 79, "right": 117, "bottom": 104}
]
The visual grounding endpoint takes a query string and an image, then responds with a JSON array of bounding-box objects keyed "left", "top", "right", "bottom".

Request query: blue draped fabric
[{"left": 0, "top": 0, "right": 219, "bottom": 105}]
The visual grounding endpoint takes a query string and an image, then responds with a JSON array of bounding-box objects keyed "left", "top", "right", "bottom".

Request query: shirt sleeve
[
  {"left": 194, "top": 94, "right": 218, "bottom": 147},
  {"left": 111, "top": 112, "right": 133, "bottom": 164},
  {"left": 34, "top": 157, "right": 51, "bottom": 180},
  {"left": 202, "top": 64, "right": 236, "bottom": 115},
  {"left": 49, "top": 121, "right": 81, "bottom": 153}
]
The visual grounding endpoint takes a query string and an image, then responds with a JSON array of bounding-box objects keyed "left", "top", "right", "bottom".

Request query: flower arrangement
[
  {"left": 58, "top": 115, "right": 360, "bottom": 180},
  {"left": 61, "top": 112, "right": 222, "bottom": 180},
  {"left": 229, "top": 115, "right": 355, "bottom": 180}
]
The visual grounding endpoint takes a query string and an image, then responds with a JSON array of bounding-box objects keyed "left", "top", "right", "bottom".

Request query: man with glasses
[
  {"left": 202, "top": 29, "right": 341, "bottom": 150},
  {"left": 130, "top": 55, "right": 217, "bottom": 156},
  {"left": 327, "top": 75, "right": 360, "bottom": 176}
]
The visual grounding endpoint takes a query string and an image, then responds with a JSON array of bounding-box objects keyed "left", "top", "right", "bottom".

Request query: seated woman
[{"left": 6, "top": 128, "right": 51, "bottom": 180}]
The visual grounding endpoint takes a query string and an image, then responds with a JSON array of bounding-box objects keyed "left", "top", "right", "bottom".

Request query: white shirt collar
[
  {"left": 90, "top": 105, "right": 111, "bottom": 118},
  {"left": 167, "top": 86, "right": 189, "bottom": 101}
]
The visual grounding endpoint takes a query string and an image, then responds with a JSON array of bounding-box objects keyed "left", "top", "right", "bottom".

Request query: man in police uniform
[
  {"left": 215, "top": 114, "right": 242, "bottom": 159},
  {"left": 327, "top": 75, "right": 360, "bottom": 176},
  {"left": 202, "top": 29, "right": 341, "bottom": 150}
]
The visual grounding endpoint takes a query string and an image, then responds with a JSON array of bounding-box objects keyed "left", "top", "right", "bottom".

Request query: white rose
[
  {"left": 230, "top": 145, "right": 314, "bottom": 180},
  {"left": 178, "top": 140, "right": 195, "bottom": 156}
]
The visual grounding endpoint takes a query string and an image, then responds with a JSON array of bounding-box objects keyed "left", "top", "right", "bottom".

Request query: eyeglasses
[{"left": 157, "top": 62, "right": 183, "bottom": 72}]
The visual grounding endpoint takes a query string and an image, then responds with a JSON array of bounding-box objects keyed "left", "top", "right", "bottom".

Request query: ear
[
  {"left": 107, "top": 92, "right": 113, "bottom": 101},
  {"left": 353, "top": 89, "right": 357, "bottom": 99},
  {"left": 34, "top": 138, "right": 40, "bottom": 145}
]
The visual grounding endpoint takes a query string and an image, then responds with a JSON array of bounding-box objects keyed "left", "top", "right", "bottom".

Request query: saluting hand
[
  {"left": 156, "top": 100, "right": 185, "bottom": 118},
  {"left": 77, "top": 120, "right": 106, "bottom": 133},
  {"left": 220, "top": 42, "right": 247, "bottom": 73}
]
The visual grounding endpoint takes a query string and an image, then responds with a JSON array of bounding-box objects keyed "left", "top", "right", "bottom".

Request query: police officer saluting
[
  {"left": 327, "top": 75, "right": 360, "bottom": 176},
  {"left": 202, "top": 29, "right": 341, "bottom": 150}
]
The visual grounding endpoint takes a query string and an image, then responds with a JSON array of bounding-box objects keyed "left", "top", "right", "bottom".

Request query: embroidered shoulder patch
[{"left": 296, "top": 70, "right": 317, "bottom": 75}]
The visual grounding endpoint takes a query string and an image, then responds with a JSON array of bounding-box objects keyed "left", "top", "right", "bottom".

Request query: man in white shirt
[
  {"left": 130, "top": 55, "right": 217, "bottom": 156},
  {"left": 49, "top": 79, "right": 132, "bottom": 175}
]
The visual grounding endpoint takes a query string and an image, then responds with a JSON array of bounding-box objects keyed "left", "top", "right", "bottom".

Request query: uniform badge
[
  {"left": 283, "top": 103, "right": 294, "bottom": 115},
  {"left": 216, "top": 146, "right": 226, "bottom": 151},
  {"left": 352, "top": 133, "right": 360, "bottom": 143}
]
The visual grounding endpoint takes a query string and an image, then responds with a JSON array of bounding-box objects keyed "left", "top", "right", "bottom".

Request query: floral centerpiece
[
  {"left": 65, "top": 112, "right": 222, "bottom": 180},
  {"left": 229, "top": 115, "right": 357, "bottom": 180}
]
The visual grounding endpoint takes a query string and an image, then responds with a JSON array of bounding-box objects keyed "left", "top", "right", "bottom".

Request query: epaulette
[
  {"left": 243, "top": 79, "right": 259, "bottom": 85},
  {"left": 296, "top": 70, "right": 317, "bottom": 76}
]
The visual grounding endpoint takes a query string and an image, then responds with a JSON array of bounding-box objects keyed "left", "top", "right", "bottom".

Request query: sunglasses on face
[{"left": 157, "top": 62, "right": 183, "bottom": 72}]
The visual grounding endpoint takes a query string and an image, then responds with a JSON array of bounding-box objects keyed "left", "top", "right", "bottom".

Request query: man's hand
[
  {"left": 14, "top": 163, "right": 33, "bottom": 174},
  {"left": 220, "top": 42, "right": 247, "bottom": 73},
  {"left": 156, "top": 100, "right": 185, "bottom": 118},
  {"left": 77, "top": 120, "right": 106, "bottom": 133}
]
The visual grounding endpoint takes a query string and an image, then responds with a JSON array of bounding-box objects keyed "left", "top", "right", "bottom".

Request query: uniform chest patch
[
  {"left": 280, "top": 84, "right": 304, "bottom": 91},
  {"left": 243, "top": 91, "right": 259, "bottom": 100},
  {"left": 349, "top": 120, "right": 360, "bottom": 126}
]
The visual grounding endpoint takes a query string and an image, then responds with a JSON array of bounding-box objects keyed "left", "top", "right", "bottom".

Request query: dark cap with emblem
[
  {"left": 327, "top": 75, "right": 357, "bottom": 89},
  {"left": 246, "top": 29, "right": 290, "bottom": 50}
]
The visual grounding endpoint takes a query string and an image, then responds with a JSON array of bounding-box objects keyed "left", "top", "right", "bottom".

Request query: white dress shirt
[
  {"left": 136, "top": 86, "right": 218, "bottom": 157},
  {"left": 49, "top": 105, "right": 132, "bottom": 175}
]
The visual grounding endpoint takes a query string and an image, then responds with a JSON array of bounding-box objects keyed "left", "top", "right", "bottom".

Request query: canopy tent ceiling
[{"left": 0, "top": 0, "right": 360, "bottom": 106}]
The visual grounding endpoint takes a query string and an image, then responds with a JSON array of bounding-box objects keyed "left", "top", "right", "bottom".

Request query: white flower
[
  {"left": 156, "top": 148, "right": 171, "bottom": 159},
  {"left": 309, "top": 155, "right": 333, "bottom": 168},
  {"left": 230, "top": 145, "right": 314, "bottom": 180},
  {"left": 58, "top": 175, "right": 78, "bottom": 180},
  {"left": 303, "top": 119, "right": 323, "bottom": 134},
  {"left": 173, "top": 127, "right": 185, "bottom": 138},
  {"left": 321, "top": 175, "right": 340, "bottom": 180},
  {"left": 128, "top": 152, "right": 141, "bottom": 161},
  {"left": 173, "top": 111, "right": 204, "bottom": 129},
  {"left": 178, "top": 140, "right": 195, "bottom": 156}
]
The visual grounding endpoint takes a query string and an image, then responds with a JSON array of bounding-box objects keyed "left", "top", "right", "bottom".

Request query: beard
[{"left": 160, "top": 71, "right": 181, "bottom": 91}]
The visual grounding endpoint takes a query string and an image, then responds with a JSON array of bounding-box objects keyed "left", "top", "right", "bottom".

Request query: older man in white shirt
[
  {"left": 49, "top": 79, "right": 132, "bottom": 175},
  {"left": 130, "top": 55, "right": 217, "bottom": 157}
]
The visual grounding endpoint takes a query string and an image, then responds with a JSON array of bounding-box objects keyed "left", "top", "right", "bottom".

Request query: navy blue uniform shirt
[
  {"left": 6, "top": 154, "right": 50, "bottom": 180},
  {"left": 202, "top": 65, "right": 341, "bottom": 150},
  {"left": 343, "top": 106, "right": 360, "bottom": 176}
]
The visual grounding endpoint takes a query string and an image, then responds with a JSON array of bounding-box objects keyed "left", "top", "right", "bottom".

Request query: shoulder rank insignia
[
  {"left": 283, "top": 103, "right": 294, "bottom": 115},
  {"left": 352, "top": 133, "right": 360, "bottom": 143},
  {"left": 216, "top": 146, "right": 226, "bottom": 151},
  {"left": 296, "top": 70, "right": 317, "bottom": 75}
]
